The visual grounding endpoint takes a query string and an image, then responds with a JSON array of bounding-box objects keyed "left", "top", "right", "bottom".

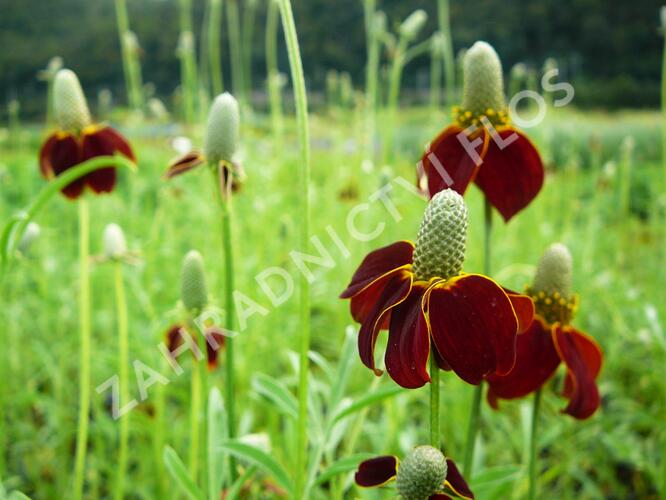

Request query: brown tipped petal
[
  {"left": 426, "top": 275, "right": 518, "bottom": 385},
  {"left": 354, "top": 456, "right": 398, "bottom": 487},
  {"left": 553, "top": 325, "right": 603, "bottom": 419},
  {"left": 205, "top": 328, "right": 227, "bottom": 370},
  {"left": 474, "top": 128, "right": 544, "bottom": 222},
  {"left": 165, "top": 151, "right": 206, "bottom": 179},
  {"left": 341, "top": 241, "right": 414, "bottom": 299},
  {"left": 44, "top": 133, "right": 85, "bottom": 199},
  {"left": 384, "top": 286, "right": 431, "bottom": 389},
  {"left": 486, "top": 319, "right": 561, "bottom": 403},
  {"left": 443, "top": 458, "right": 475, "bottom": 499}
]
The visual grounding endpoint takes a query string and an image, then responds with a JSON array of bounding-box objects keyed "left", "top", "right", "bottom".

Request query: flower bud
[
  {"left": 103, "top": 223, "right": 127, "bottom": 260},
  {"left": 461, "top": 41, "right": 506, "bottom": 118},
  {"left": 412, "top": 189, "right": 468, "bottom": 281},
  {"left": 204, "top": 93, "right": 240, "bottom": 165},
  {"left": 396, "top": 446, "right": 447, "bottom": 500},
  {"left": 399, "top": 9, "right": 427, "bottom": 41},
  {"left": 181, "top": 250, "right": 208, "bottom": 313},
  {"left": 53, "top": 69, "right": 91, "bottom": 132}
]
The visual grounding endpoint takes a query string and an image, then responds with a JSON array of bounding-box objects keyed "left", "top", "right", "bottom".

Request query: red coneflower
[
  {"left": 355, "top": 446, "right": 474, "bottom": 499},
  {"left": 39, "top": 69, "right": 135, "bottom": 199},
  {"left": 486, "top": 243, "right": 603, "bottom": 419},
  {"left": 165, "top": 324, "right": 227, "bottom": 370},
  {"left": 340, "top": 189, "right": 534, "bottom": 389},
  {"left": 418, "top": 41, "right": 544, "bottom": 222}
]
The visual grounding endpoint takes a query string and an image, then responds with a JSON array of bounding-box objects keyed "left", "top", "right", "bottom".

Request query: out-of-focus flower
[{"left": 340, "top": 190, "right": 534, "bottom": 388}]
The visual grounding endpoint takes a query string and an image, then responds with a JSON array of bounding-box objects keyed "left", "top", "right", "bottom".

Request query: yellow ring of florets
[
  {"left": 526, "top": 286, "right": 578, "bottom": 325},
  {"left": 452, "top": 106, "right": 510, "bottom": 129}
]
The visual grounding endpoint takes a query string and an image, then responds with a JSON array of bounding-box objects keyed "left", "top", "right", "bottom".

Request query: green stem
[
  {"left": 277, "top": 1, "right": 311, "bottom": 496},
  {"left": 662, "top": 33, "right": 666, "bottom": 190},
  {"left": 114, "top": 262, "right": 130, "bottom": 500},
  {"left": 211, "top": 166, "right": 237, "bottom": 482},
  {"left": 463, "top": 199, "right": 492, "bottom": 478},
  {"left": 209, "top": 0, "right": 224, "bottom": 96},
  {"left": 73, "top": 199, "right": 91, "bottom": 500},
  {"left": 189, "top": 324, "right": 202, "bottom": 481},
  {"left": 362, "top": 0, "right": 378, "bottom": 162},
  {"left": 227, "top": 0, "right": 245, "bottom": 104},
  {"left": 528, "top": 389, "right": 542, "bottom": 500},
  {"left": 266, "top": 0, "right": 283, "bottom": 139},
  {"left": 436, "top": 0, "right": 456, "bottom": 105},
  {"left": 242, "top": 0, "right": 257, "bottom": 99},
  {"left": 115, "top": 0, "right": 143, "bottom": 110},
  {"left": 430, "top": 350, "right": 440, "bottom": 449},
  {"left": 430, "top": 38, "right": 442, "bottom": 109}
]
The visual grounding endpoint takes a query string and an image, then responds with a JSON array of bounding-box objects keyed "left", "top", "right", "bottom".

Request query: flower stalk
[
  {"left": 528, "top": 388, "right": 542, "bottom": 500},
  {"left": 436, "top": 0, "right": 456, "bottom": 105},
  {"left": 266, "top": 0, "right": 284, "bottom": 139},
  {"left": 114, "top": 0, "right": 144, "bottom": 111},
  {"left": 208, "top": 0, "right": 224, "bottom": 96}
]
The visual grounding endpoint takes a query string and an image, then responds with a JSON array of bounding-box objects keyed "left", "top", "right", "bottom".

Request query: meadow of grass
[{"left": 0, "top": 102, "right": 664, "bottom": 499}]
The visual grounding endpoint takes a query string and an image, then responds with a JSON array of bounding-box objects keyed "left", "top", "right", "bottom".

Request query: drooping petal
[
  {"left": 166, "top": 324, "right": 187, "bottom": 354},
  {"left": 425, "top": 274, "right": 518, "bottom": 385},
  {"left": 385, "top": 285, "right": 430, "bottom": 389},
  {"left": 552, "top": 325, "right": 602, "bottom": 419},
  {"left": 486, "top": 318, "right": 561, "bottom": 408},
  {"left": 503, "top": 289, "right": 535, "bottom": 334},
  {"left": 354, "top": 455, "right": 398, "bottom": 487},
  {"left": 81, "top": 126, "right": 136, "bottom": 194},
  {"left": 474, "top": 127, "right": 544, "bottom": 222},
  {"left": 420, "top": 126, "right": 489, "bottom": 199},
  {"left": 205, "top": 327, "right": 227, "bottom": 370},
  {"left": 358, "top": 271, "right": 413, "bottom": 375},
  {"left": 40, "top": 132, "right": 85, "bottom": 199},
  {"left": 165, "top": 151, "right": 205, "bottom": 179},
  {"left": 443, "top": 458, "right": 475, "bottom": 499},
  {"left": 341, "top": 241, "right": 414, "bottom": 299}
]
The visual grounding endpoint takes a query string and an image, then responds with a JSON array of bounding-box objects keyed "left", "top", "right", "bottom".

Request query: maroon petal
[
  {"left": 486, "top": 319, "right": 561, "bottom": 408},
  {"left": 474, "top": 128, "right": 544, "bottom": 222},
  {"left": 385, "top": 285, "right": 431, "bottom": 389},
  {"left": 165, "top": 151, "right": 205, "bottom": 179},
  {"left": 166, "top": 324, "right": 187, "bottom": 354},
  {"left": 205, "top": 327, "right": 227, "bottom": 370},
  {"left": 444, "top": 458, "right": 474, "bottom": 499},
  {"left": 81, "top": 126, "right": 136, "bottom": 194},
  {"left": 40, "top": 132, "right": 85, "bottom": 199},
  {"left": 354, "top": 455, "right": 398, "bottom": 487},
  {"left": 504, "top": 289, "right": 535, "bottom": 334},
  {"left": 553, "top": 325, "right": 603, "bottom": 419},
  {"left": 425, "top": 275, "right": 518, "bottom": 385}
]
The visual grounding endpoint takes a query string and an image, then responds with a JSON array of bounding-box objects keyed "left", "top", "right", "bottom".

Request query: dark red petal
[
  {"left": 426, "top": 275, "right": 518, "bottom": 385},
  {"left": 420, "top": 125, "right": 488, "bottom": 199},
  {"left": 385, "top": 285, "right": 430, "bottom": 389},
  {"left": 444, "top": 458, "right": 475, "bottom": 499},
  {"left": 166, "top": 324, "right": 186, "bottom": 354},
  {"left": 45, "top": 133, "right": 85, "bottom": 199},
  {"left": 474, "top": 128, "right": 544, "bottom": 222},
  {"left": 341, "top": 241, "right": 414, "bottom": 299},
  {"left": 165, "top": 151, "right": 205, "bottom": 179},
  {"left": 350, "top": 268, "right": 401, "bottom": 326},
  {"left": 358, "top": 271, "right": 412, "bottom": 375},
  {"left": 81, "top": 126, "right": 135, "bottom": 194},
  {"left": 429, "top": 495, "right": 453, "bottom": 500},
  {"left": 486, "top": 319, "right": 560, "bottom": 404},
  {"left": 39, "top": 133, "right": 58, "bottom": 178},
  {"left": 354, "top": 456, "right": 398, "bottom": 487},
  {"left": 552, "top": 325, "right": 603, "bottom": 419},
  {"left": 504, "top": 290, "right": 535, "bottom": 334},
  {"left": 205, "top": 327, "right": 226, "bottom": 370}
]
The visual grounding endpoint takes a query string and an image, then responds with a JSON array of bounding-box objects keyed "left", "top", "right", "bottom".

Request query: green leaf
[
  {"left": 314, "top": 453, "right": 374, "bottom": 486},
  {"left": 331, "top": 385, "right": 403, "bottom": 424},
  {"left": 225, "top": 465, "right": 257, "bottom": 500},
  {"left": 163, "top": 446, "right": 205, "bottom": 500},
  {"left": 207, "top": 387, "right": 228, "bottom": 499},
  {"left": 328, "top": 326, "right": 357, "bottom": 410},
  {"left": 218, "top": 440, "right": 292, "bottom": 495},
  {"left": 252, "top": 373, "right": 298, "bottom": 419}
]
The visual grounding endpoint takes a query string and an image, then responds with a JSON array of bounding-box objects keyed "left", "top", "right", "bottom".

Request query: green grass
[{"left": 0, "top": 106, "right": 664, "bottom": 499}]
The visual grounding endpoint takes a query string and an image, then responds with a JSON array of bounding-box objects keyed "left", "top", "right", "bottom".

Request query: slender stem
[
  {"left": 266, "top": 0, "right": 283, "bottom": 139},
  {"left": 211, "top": 166, "right": 237, "bottom": 481},
  {"left": 73, "top": 199, "right": 91, "bottom": 500},
  {"left": 189, "top": 325, "right": 202, "bottom": 480},
  {"left": 463, "top": 198, "right": 492, "bottom": 478},
  {"left": 242, "top": 0, "right": 257, "bottom": 98},
  {"left": 528, "top": 389, "right": 542, "bottom": 500},
  {"left": 114, "top": 0, "right": 142, "bottom": 110},
  {"left": 227, "top": 0, "right": 245, "bottom": 103},
  {"left": 430, "top": 350, "right": 440, "bottom": 449},
  {"left": 209, "top": 0, "right": 224, "bottom": 95},
  {"left": 363, "top": 0, "right": 378, "bottom": 162},
  {"left": 277, "top": 1, "right": 311, "bottom": 496},
  {"left": 436, "top": 0, "right": 456, "bottom": 105},
  {"left": 662, "top": 33, "right": 666, "bottom": 191},
  {"left": 114, "top": 262, "right": 130, "bottom": 500}
]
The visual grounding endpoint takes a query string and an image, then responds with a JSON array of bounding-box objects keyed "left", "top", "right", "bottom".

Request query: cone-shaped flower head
[
  {"left": 53, "top": 69, "right": 91, "bottom": 133},
  {"left": 104, "top": 223, "right": 127, "bottom": 260},
  {"left": 399, "top": 9, "right": 427, "bottom": 41},
  {"left": 204, "top": 93, "right": 240, "bottom": 165},
  {"left": 412, "top": 189, "right": 468, "bottom": 281},
  {"left": 181, "top": 250, "right": 208, "bottom": 313},
  {"left": 529, "top": 243, "right": 576, "bottom": 324},
  {"left": 396, "top": 446, "right": 448, "bottom": 500},
  {"left": 461, "top": 41, "right": 506, "bottom": 119}
]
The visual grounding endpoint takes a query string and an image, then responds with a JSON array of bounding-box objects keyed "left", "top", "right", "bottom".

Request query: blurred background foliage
[{"left": 0, "top": 0, "right": 663, "bottom": 120}]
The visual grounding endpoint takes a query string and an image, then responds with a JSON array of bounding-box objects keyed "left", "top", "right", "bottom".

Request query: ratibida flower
[
  {"left": 418, "top": 41, "right": 544, "bottom": 222},
  {"left": 486, "top": 243, "right": 603, "bottom": 419},
  {"left": 164, "top": 92, "right": 245, "bottom": 193},
  {"left": 39, "top": 69, "right": 135, "bottom": 199},
  {"left": 340, "top": 189, "right": 534, "bottom": 388},
  {"left": 355, "top": 446, "right": 474, "bottom": 499},
  {"left": 165, "top": 324, "right": 227, "bottom": 370}
]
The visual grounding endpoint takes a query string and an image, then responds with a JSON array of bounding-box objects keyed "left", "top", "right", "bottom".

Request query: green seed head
[
  {"left": 104, "top": 223, "right": 127, "bottom": 260},
  {"left": 461, "top": 41, "right": 507, "bottom": 118},
  {"left": 532, "top": 243, "right": 573, "bottom": 298},
  {"left": 399, "top": 9, "right": 427, "bottom": 41},
  {"left": 412, "top": 189, "right": 468, "bottom": 281},
  {"left": 204, "top": 93, "right": 240, "bottom": 165},
  {"left": 53, "top": 69, "right": 91, "bottom": 132},
  {"left": 396, "top": 446, "right": 448, "bottom": 500},
  {"left": 181, "top": 250, "right": 208, "bottom": 313}
]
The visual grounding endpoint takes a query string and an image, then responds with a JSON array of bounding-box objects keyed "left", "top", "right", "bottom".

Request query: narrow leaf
[
  {"left": 218, "top": 440, "right": 292, "bottom": 495},
  {"left": 163, "top": 446, "right": 205, "bottom": 500}
]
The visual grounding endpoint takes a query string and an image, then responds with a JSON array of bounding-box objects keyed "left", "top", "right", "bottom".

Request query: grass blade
[
  {"left": 163, "top": 446, "right": 205, "bottom": 500},
  {"left": 218, "top": 440, "right": 292, "bottom": 495}
]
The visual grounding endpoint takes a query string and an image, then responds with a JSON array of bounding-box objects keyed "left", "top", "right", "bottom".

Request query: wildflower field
[{"left": 1, "top": 1, "right": 665, "bottom": 499}]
